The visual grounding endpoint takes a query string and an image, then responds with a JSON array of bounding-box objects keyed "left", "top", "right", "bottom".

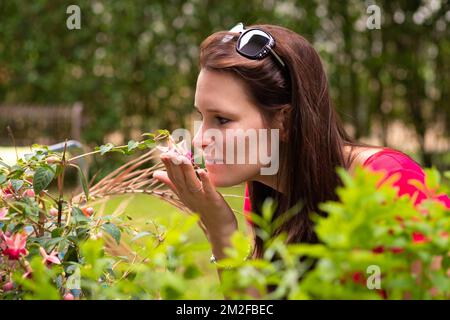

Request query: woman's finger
[
  {"left": 197, "top": 169, "right": 216, "bottom": 196},
  {"left": 161, "top": 153, "right": 182, "bottom": 186},
  {"left": 165, "top": 153, "right": 187, "bottom": 192},
  {"left": 152, "top": 170, "right": 178, "bottom": 195},
  {"left": 180, "top": 157, "right": 202, "bottom": 193},
  {"left": 161, "top": 154, "right": 179, "bottom": 194}
]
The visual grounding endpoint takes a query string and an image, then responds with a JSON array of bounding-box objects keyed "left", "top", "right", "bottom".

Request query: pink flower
[
  {"left": 63, "top": 292, "right": 75, "bottom": 300},
  {"left": 412, "top": 231, "right": 428, "bottom": 244},
  {"left": 0, "top": 183, "right": 14, "bottom": 200},
  {"left": 23, "top": 189, "right": 35, "bottom": 198},
  {"left": 21, "top": 260, "right": 33, "bottom": 279},
  {"left": 378, "top": 289, "right": 388, "bottom": 299},
  {"left": 22, "top": 270, "right": 33, "bottom": 279},
  {"left": 0, "top": 192, "right": 14, "bottom": 200},
  {"left": 390, "top": 247, "right": 404, "bottom": 254},
  {"left": 0, "top": 207, "right": 10, "bottom": 221},
  {"left": 39, "top": 247, "right": 61, "bottom": 265},
  {"left": 0, "top": 232, "right": 28, "bottom": 260},
  {"left": 46, "top": 156, "right": 60, "bottom": 164},
  {"left": 2, "top": 281, "right": 14, "bottom": 292},
  {"left": 157, "top": 138, "right": 192, "bottom": 160},
  {"left": 3, "top": 182, "right": 14, "bottom": 194},
  {"left": 372, "top": 245, "right": 384, "bottom": 254},
  {"left": 82, "top": 207, "right": 94, "bottom": 218},
  {"left": 351, "top": 271, "right": 366, "bottom": 285},
  {"left": 49, "top": 208, "right": 59, "bottom": 216}
]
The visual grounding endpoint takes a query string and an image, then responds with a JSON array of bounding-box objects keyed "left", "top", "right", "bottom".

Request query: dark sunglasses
[{"left": 222, "top": 22, "right": 286, "bottom": 69}]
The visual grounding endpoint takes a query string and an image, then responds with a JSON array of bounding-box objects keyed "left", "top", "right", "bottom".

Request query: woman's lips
[{"left": 204, "top": 158, "right": 224, "bottom": 164}]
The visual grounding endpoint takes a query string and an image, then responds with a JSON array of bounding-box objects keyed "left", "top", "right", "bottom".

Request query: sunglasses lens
[{"left": 237, "top": 30, "right": 271, "bottom": 57}]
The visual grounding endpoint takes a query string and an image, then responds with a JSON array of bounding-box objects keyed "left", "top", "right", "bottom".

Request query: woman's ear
[{"left": 273, "top": 107, "right": 290, "bottom": 142}]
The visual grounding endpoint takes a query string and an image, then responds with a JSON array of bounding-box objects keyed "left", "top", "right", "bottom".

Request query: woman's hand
[{"left": 152, "top": 150, "right": 238, "bottom": 251}]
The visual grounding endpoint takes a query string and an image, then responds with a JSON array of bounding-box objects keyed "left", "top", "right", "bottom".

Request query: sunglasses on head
[{"left": 222, "top": 22, "right": 286, "bottom": 69}]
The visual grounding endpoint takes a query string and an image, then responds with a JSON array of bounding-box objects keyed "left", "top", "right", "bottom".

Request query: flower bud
[
  {"left": 2, "top": 281, "right": 14, "bottom": 292},
  {"left": 49, "top": 208, "right": 59, "bottom": 216},
  {"left": 82, "top": 207, "right": 94, "bottom": 217},
  {"left": 63, "top": 292, "right": 75, "bottom": 300},
  {"left": 90, "top": 231, "right": 103, "bottom": 240},
  {"left": 46, "top": 156, "right": 60, "bottom": 164},
  {"left": 24, "top": 189, "right": 35, "bottom": 198}
]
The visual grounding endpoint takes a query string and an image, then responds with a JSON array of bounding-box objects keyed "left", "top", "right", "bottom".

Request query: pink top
[{"left": 243, "top": 148, "right": 450, "bottom": 225}]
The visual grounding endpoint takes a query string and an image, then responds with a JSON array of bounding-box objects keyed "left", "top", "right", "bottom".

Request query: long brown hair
[{"left": 199, "top": 24, "right": 365, "bottom": 259}]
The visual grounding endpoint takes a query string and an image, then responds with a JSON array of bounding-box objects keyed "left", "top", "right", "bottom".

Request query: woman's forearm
[
  {"left": 207, "top": 225, "right": 261, "bottom": 299},
  {"left": 207, "top": 224, "right": 236, "bottom": 259}
]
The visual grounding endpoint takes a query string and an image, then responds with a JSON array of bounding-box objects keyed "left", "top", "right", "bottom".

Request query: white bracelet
[
  {"left": 209, "top": 254, "right": 232, "bottom": 269},
  {"left": 209, "top": 246, "right": 253, "bottom": 269}
]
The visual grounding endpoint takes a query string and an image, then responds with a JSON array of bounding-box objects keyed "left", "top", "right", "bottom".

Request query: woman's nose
[{"left": 192, "top": 124, "right": 208, "bottom": 150}]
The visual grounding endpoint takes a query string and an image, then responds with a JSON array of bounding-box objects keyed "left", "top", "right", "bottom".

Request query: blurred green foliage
[
  {"left": 7, "top": 166, "right": 450, "bottom": 300},
  {"left": 0, "top": 0, "right": 449, "bottom": 168}
]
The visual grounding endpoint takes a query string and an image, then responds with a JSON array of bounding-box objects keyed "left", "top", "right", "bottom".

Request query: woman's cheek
[{"left": 206, "top": 163, "right": 261, "bottom": 188}]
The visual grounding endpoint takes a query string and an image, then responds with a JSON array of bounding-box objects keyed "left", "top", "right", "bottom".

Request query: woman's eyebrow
[{"left": 194, "top": 105, "right": 230, "bottom": 114}]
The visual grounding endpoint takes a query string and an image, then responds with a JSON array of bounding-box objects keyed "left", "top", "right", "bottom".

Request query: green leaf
[
  {"left": 33, "top": 166, "right": 55, "bottom": 195},
  {"left": 11, "top": 223, "right": 25, "bottom": 234},
  {"left": 143, "top": 139, "right": 156, "bottom": 148},
  {"left": 8, "top": 166, "right": 24, "bottom": 178},
  {"left": 51, "top": 227, "right": 63, "bottom": 238},
  {"left": 0, "top": 159, "right": 11, "bottom": 169},
  {"left": 13, "top": 256, "right": 61, "bottom": 299},
  {"left": 24, "top": 153, "right": 34, "bottom": 161},
  {"left": 141, "top": 133, "right": 155, "bottom": 139},
  {"left": 444, "top": 171, "right": 450, "bottom": 180},
  {"left": 131, "top": 231, "right": 152, "bottom": 242},
  {"left": 183, "top": 264, "right": 202, "bottom": 279},
  {"left": 31, "top": 144, "right": 48, "bottom": 150},
  {"left": 102, "top": 222, "right": 121, "bottom": 244},
  {"left": 114, "top": 148, "right": 126, "bottom": 154},
  {"left": 157, "top": 129, "right": 170, "bottom": 136},
  {"left": 0, "top": 173, "right": 6, "bottom": 185},
  {"left": 262, "top": 197, "right": 276, "bottom": 223},
  {"left": 10, "top": 179, "right": 24, "bottom": 192},
  {"left": 76, "top": 227, "right": 90, "bottom": 241},
  {"left": 70, "top": 164, "right": 89, "bottom": 201},
  {"left": 45, "top": 237, "right": 64, "bottom": 250},
  {"left": 64, "top": 245, "right": 79, "bottom": 263},
  {"left": 424, "top": 168, "right": 440, "bottom": 190},
  {"left": 71, "top": 207, "right": 90, "bottom": 224},
  {"left": 99, "top": 143, "right": 114, "bottom": 155},
  {"left": 127, "top": 140, "right": 139, "bottom": 152}
]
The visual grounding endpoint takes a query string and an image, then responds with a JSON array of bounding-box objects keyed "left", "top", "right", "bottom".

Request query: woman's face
[{"left": 193, "top": 69, "right": 275, "bottom": 187}]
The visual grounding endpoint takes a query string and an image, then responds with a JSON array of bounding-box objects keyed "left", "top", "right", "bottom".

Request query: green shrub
[{"left": 1, "top": 136, "right": 449, "bottom": 299}]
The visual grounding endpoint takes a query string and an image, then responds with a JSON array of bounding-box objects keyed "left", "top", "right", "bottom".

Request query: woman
[{"left": 153, "top": 23, "right": 450, "bottom": 271}]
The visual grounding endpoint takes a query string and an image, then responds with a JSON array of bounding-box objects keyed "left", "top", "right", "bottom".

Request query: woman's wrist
[
  {"left": 206, "top": 222, "right": 237, "bottom": 260},
  {"left": 204, "top": 216, "right": 237, "bottom": 239}
]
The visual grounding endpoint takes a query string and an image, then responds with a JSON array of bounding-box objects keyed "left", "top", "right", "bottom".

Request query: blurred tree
[{"left": 0, "top": 0, "right": 448, "bottom": 170}]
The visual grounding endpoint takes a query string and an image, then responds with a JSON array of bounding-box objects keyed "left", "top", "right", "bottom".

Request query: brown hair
[{"left": 199, "top": 24, "right": 366, "bottom": 259}]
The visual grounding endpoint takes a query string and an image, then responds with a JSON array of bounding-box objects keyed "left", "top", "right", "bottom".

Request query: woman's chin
[
  {"left": 206, "top": 165, "right": 239, "bottom": 187},
  {"left": 205, "top": 163, "right": 261, "bottom": 187}
]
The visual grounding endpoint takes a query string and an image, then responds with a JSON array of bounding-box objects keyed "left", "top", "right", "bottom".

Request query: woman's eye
[{"left": 215, "top": 116, "right": 230, "bottom": 125}]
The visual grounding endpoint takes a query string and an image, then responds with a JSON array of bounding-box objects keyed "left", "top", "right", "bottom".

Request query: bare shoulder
[
  {"left": 345, "top": 146, "right": 385, "bottom": 172},
  {"left": 355, "top": 147, "right": 385, "bottom": 163}
]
